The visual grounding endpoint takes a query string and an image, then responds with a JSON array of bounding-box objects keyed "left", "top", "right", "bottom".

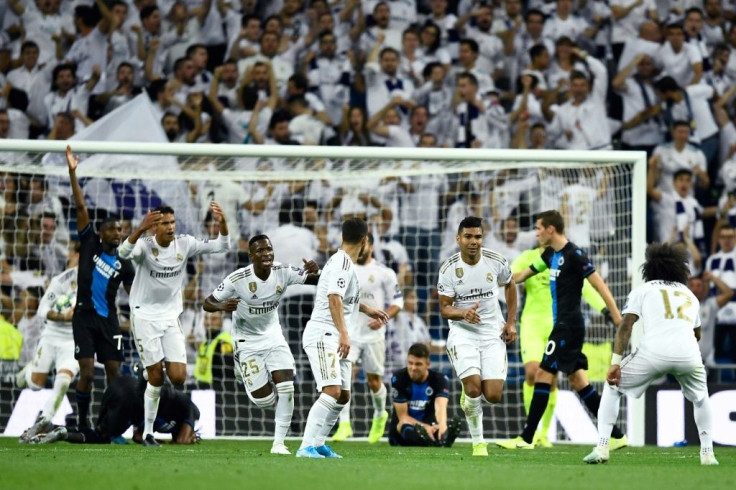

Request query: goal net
[{"left": 0, "top": 140, "right": 646, "bottom": 444}]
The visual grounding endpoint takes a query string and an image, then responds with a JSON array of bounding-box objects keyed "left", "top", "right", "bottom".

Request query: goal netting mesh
[{"left": 0, "top": 141, "right": 646, "bottom": 443}]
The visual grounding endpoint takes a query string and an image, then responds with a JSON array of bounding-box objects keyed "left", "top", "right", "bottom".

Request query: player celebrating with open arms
[
  {"left": 66, "top": 145, "right": 135, "bottom": 431},
  {"left": 298, "top": 218, "right": 390, "bottom": 459},
  {"left": 438, "top": 216, "right": 518, "bottom": 457},
  {"left": 118, "top": 202, "right": 231, "bottom": 446},
  {"left": 498, "top": 210, "right": 627, "bottom": 449},
  {"left": 204, "top": 234, "right": 321, "bottom": 455}
]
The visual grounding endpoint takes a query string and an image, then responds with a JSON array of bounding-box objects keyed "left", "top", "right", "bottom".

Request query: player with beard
[
  {"left": 204, "top": 235, "right": 320, "bottom": 455},
  {"left": 332, "top": 233, "right": 403, "bottom": 443}
]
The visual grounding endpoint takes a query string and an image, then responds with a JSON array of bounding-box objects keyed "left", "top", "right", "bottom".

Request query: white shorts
[
  {"left": 131, "top": 316, "right": 187, "bottom": 367},
  {"left": 303, "top": 323, "right": 352, "bottom": 392},
  {"left": 30, "top": 332, "right": 79, "bottom": 376},
  {"left": 616, "top": 349, "right": 708, "bottom": 402},
  {"left": 234, "top": 335, "right": 295, "bottom": 396},
  {"left": 347, "top": 339, "right": 386, "bottom": 376},
  {"left": 446, "top": 329, "right": 507, "bottom": 381}
]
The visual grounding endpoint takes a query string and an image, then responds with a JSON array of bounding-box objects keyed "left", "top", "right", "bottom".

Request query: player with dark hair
[
  {"left": 31, "top": 374, "right": 199, "bottom": 445},
  {"left": 203, "top": 235, "right": 320, "bottom": 455},
  {"left": 389, "top": 343, "right": 461, "bottom": 447},
  {"left": 584, "top": 243, "right": 717, "bottom": 465},
  {"left": 438, "top": 216, "right": 517, "bottom": 456},
  {"left": 119, "top": 199, "right": 231, "bottom": 446},
  {"left": 298, "top": 218, "right": 389, "bottom": 458},
  {"left": 66, "top": 146, "right": 136, "bottom": 431},
  {"left": 498, "top": 210, "right": 626, "bottom": 449}
]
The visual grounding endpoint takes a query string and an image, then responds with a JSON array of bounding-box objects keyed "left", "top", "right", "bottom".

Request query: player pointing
[
  {"left": 584, "top": 243, "right": 718, "bottom": 465},
  {"left": 438, "top": 216, "right": 518, "bottom": 457},
  {"left": 204, "top": 235, "right": 321, "bottom": 455},
  {"left": 118, "top": 202, "right": 231, "bottom": 446},
  {"left": 298, "top": 218, "right": 390, "bottom": 458}
]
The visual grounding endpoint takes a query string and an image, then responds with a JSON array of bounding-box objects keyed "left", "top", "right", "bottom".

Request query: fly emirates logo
[{"left": 93, "top": 255, "right": 120, "bottom": 279}]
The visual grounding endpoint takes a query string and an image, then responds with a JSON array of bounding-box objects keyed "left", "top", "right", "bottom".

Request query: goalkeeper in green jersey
[{"left": 512, "top": 246, "right": 613, "bottom": 447}]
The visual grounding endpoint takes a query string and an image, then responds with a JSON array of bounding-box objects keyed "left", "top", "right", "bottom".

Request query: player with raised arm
[
  {"left": 118, "top": 203, "right": 231, "bottom": 447},
  {"left": 31, "top": 374, "right": 199, "bottom": 446},
  {"left": 333, "top": 233, "right": 404, "bottom": 443},
  {"left": 498, "top": 210, "right": 627, "bottom": 450},
  {"left": 66, "top": 145, "right": 135, "bottom": 431},
  {"left": 298, "top": 218, "right": 390, "bottom": 459},
  {"left": 437, "top": 216, "right": 518, "bottom": 457},
  {"left": 17, "top": 252, "right": 80, "bottom": 442},
  {"left": 203, "top": 234, "right": 321, "bottom": 455},
  {"left": 584, "top": 243, "right": 718, "bottom": 465},
  {"left": 512, "top": 240, "right": 617, "bottom": 447}
]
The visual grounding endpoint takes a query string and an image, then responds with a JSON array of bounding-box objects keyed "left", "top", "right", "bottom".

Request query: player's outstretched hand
[
  {"left": 302, "top": 258, "right": 320, "bottom": 274},
  {"left": 502, "top": 322, "right": 517, "bottom": 345},
  {"left": 606, "top": 365, "right": 621, "bottom": 386},
  {"left": 140, "top": 209, "right": 162, "bottom": 231},
  {"left": 463, "top": 302, "right": 481, "bottom": 324},
  {"left": 66, "top": 145, "right": 78, "bottom": 171},
  {"left": 209, "top": 201, "right": 226, "bottom": 223},
  {"left": 221, "top": 298, "right": 239, "bottom": 312}
]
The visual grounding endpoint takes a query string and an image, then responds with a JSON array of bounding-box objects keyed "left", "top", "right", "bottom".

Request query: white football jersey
[
  {"left": 37, "top": 267, "right": 78, "bottom": 337},
  {"left": 211, "top": 262, "right": 308, "bottom": 341},
  {"left": 308, "top": 249, "right": 361, "bottom": 334},
  {"left": 120, "top": 234, "right": 231, "bottom": 320},
  {"left": 562, "top": 184, "right": 597, "bottom": 249},
  {"left": 437, "top": 248, "right": 512, "bottom": 339},
  {"left": 352, "top": 260, "right": 403, "bottom": 343},
  {"left": 622, "top": 281, "right": 702, "bottom": 361}
]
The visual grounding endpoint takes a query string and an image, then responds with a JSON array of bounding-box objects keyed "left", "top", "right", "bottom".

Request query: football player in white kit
[
  {"left": 297, "top": 218, "right": 390, "bottom": 459},
  {"left": 583, "top": 242, "right": 718, "bottom": 466},
  {"left": 204, "top": 234, "right": 321, "bottom": 455},
  {"left": 17, "top": 260, "right": 80, "bottom": 442},
  {"left": 333, "top": 232, "right": 403, "bottom": 443},
  {"left": 437, "top": 216, "right": 518, "bottom": 457},
  {"left": 118, "top": 203, "right": 231, "bottom": 446}
]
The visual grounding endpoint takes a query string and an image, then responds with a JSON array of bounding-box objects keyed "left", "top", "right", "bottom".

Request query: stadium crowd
[{"left": 2, "top": 0, "right": 736, "bottom": 388}]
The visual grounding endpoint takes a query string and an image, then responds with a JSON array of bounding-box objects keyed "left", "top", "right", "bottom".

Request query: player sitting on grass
[
  {"left": 388, "top": 343, "right": 461, "bottom": 447},
  {"left": 583, "top": 242, "right": 718, "bottom": 466}
]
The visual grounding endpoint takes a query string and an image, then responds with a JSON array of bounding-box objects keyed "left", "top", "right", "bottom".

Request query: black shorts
[
  {"left": 540, "top": 322, "right": 588, "bottom": 375},
  {"left": 73, "top": 309, "right": 123, "bottom": 363}
]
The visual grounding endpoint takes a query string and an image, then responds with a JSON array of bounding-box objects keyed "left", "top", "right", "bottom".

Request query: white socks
[
  {"left": 274, "top": 381, "right": 295, "bottom": 446},
  {"left": 314, "top": 398, "right": 345, "bottom": 447},
  {"left": 464, "top": 395, "right": 484, "bottom": 444},
  {"left": 300, "top": 393, "right": 336, "bottom": 449},
  {"left": 41, "top": 372, "right": 72, "bottom": 420},
  {"left": 693, "top": 396, "right": 714, "bottom": 454},
  {"left": 372, "top": 384, "right": 387, "bottom": 419},
  {"left": 143, "top": 383, "right": 162, "bottom": 437},
  {"left": 596, "top": 384, "right": 621, "bottom": 450},
  {"left": 338, "top": 400, "right": 351, "bottom": 424}
]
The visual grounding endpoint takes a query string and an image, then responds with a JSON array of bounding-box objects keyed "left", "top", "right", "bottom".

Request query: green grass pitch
[{"left": 1, "top": 438, "right": 733, "bottom": 490}]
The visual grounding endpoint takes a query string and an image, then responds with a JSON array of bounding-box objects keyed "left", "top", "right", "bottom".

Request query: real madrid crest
[
  {"left": 176, "top": 253, "right": 184, "bottom": 262},
  {"left": 71, "top": 281, "right": 77, "bottom": 290},
  {"left": 455, "top": 267, "right": 464, "bottom": 279},
  {"left": 152, "top": 248, "right": 159, "bottom": 257},
  {"left": 249, "top": 282, "right": 257, "bottom": 293},
  {"left": 369, "top": 274, "right": 375, "bottom": 283},
  {"left": 486, "top": 273, "right": 493, "bottom": 283},
  {"left": 276, "top": 285, "right": 283, "bottom": 294}
]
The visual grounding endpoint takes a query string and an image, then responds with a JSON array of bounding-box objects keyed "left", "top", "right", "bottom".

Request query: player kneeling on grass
[
  {"left": 17, "top": 262, "right": 80, "bottom": 443},
  {"left": 30, "top": 374, "right": 199, "bottom": 445},
  {"left": 204, "top": 235, "right": 321, "bottom": 455},
  {"left": 389, "top": 343, "right": 461, "bottom": 447},
  {"left": 583, "top": 243, "right": 718, "bottom": 466}
]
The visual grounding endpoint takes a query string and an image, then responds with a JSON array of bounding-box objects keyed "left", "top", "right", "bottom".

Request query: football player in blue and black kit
[
  {"left": 67, "top": 146, "right": 135, "bottom": 429},
  {"left": 389, "top": 343, "right": 461, "bottom": 447},
  {"left": 498, "top": 210, "right": 628, "bottom": 450},
  {"left": 30, "top": 374, "right": 199, "bottom": 445}
]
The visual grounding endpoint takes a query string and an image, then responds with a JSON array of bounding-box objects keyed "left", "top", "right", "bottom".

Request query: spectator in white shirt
[
  {"left": 610, "top": 0, "right": 658, "bottom": 65},
  {"left": 649, "top": 120, "right": 710, "bottom": 196},
  {"left": 340, "top": 105, "right": 374, "bottom": 147},
  {"left": 684, "top": 7, "right": 712, "bottom": 76},
  {"left": 648, "top": 168, "right": 712, "bottom": 246},
  {"left": 702, "top": 0, "right": 727, "bottom": 51},
  {"left": 542, "top": 0, "right": 596, "bottom": 44},
  {"left": 617, "top": 19, "right": 662, "bottom": 72},
  {"left": 451, "top": 72, "right": 508, "bottom": 149},
  {"left": 454, "top": 4, "right": 505, "bottom": 78},
  {"left": 306, "top": 30, "right": 353, "bottom": 126},
  {"left": 238, "top": 32, "right": 295, "bottom": 95},
  {"left": 364, "top": 43, "right": 415, "bottom": 120},
  {"left": 287, "top": 95, "right": 325, "bottom": 145},
  {"left": 513, "top": 9, "right": 555, "bottom": 74},
  {"left": 360, "top": 1, "right": 404, "bottom": 54},
  {"left": 6, "top": 41, "right": 52, "bottom": 125},
  {"left": 228, "top": 14, "right": 261, "bottom": 61},
  {"left": 7, "top": 0, "right": 70, "bottom": 67},
  {"left": 65, "top": 5, "right": 109, "bottom": 94},
  {"left": 412, "top": 62, "right": 453, "bottom": 146},
  {"left": 451, "top": 39, "right": 494, "bottom": 94},
  {"left": 366, "top": 97, "right": 416, "bottom": 148},
  {"left": 657, "top": 22, "right": 703, "bottom": 87},
  {"left": 43, "top": 64, "right": 98, "bottom": 133}
]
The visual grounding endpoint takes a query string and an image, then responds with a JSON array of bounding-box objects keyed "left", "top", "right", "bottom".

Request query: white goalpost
[{"left": 0, "top": 140, "right": 646, "bottom": 445}]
